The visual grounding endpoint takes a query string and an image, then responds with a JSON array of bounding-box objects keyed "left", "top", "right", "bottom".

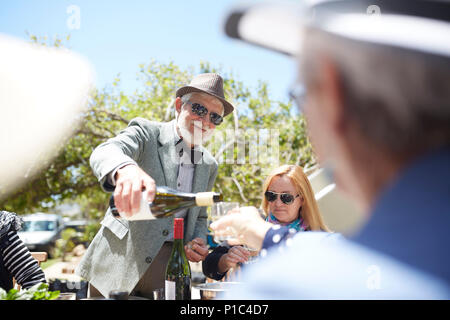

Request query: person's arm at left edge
[{"left": 185, "top": 164, "right": 218, "bottom": 262}]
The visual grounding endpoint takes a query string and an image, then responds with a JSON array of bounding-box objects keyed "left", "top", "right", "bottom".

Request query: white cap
[{"left": 223, "top": 0, "right": 450, "bottom": 59}]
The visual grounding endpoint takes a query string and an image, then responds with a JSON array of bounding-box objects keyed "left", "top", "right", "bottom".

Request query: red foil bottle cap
[{"left": 174, "top": 218, "right": 184, "bottom": 239}]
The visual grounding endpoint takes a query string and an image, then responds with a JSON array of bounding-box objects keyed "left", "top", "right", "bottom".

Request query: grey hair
[
  {"left": 180, "top": 92, "right": 194, "bottom": 104},
  {"left": 301, "top": 28, "right": 450, "bottom": 153}
]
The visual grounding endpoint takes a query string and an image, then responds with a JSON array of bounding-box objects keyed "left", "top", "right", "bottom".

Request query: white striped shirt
[{"left": 1, "top": 230, "right": 46, "bottom": 289}]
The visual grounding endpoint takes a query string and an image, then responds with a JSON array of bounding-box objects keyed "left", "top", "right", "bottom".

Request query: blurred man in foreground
[{"left": 212, "top": 0, "right": 450, "bottom": 298}]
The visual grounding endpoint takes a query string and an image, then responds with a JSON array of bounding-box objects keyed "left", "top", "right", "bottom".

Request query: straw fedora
[{"left": 176, "top": 73, "right": 235, "bottom": 117}]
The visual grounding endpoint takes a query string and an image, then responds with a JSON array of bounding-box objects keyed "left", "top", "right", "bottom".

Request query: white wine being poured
[{"left": 109, "top": 186, "right": 223, "bottom": 219}]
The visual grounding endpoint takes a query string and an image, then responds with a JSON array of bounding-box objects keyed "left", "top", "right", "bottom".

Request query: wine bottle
[
  {"left": 109, "top": 186, "right": 222, "bottom": 219},
  {"left": 165, "top": 218, "right": 191, "bottom": 300}
]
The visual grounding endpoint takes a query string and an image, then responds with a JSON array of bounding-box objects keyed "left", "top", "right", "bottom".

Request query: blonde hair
[{"left": 261, "top": 165, "right": 330, "bottom": 232}]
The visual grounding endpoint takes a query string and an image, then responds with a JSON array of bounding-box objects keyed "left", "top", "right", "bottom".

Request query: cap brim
[
  {"left": 224, "top": 1, "right": 305, "bottom": 56},
  {"left": 223, "top": 0, "right": 450, "bottom": 59}
]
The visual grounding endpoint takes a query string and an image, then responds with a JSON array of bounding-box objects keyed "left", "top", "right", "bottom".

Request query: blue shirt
[
  {"left": 352, "top": 147, "right": 450, "bottom": 283},
  {"left": 221, "top": 147, "right": 450, "bottom": 299}
]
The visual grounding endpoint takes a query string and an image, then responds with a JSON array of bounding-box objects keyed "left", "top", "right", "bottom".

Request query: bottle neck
[
  {"left": 173, "top": 218, "right": 184, "bottom": 242},
  {"left": 172, "top": 238, "right": 185, "bottom": 254},
  {"left": 174, "top": 225, "right": 183, "bottom": 240},
  {"left": 172, "top": 234, "right": 186, "bottom": 259}
]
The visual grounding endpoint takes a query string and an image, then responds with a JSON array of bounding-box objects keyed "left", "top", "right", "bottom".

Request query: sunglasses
[
  {"left": 265, "top": 191, "right": 300, "bottom": 205},
  {"left": 184, "top": 100, "right": 224, "bottom": 126}
]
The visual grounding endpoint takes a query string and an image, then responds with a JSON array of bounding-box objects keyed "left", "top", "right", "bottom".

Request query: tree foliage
[{"left": 0, "top": 39, "right": 316, "bottom": 221}]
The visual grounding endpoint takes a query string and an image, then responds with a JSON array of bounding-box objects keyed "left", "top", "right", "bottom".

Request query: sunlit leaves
[{"left": 1, "top": 47, "right": 314, "bottom": 220}]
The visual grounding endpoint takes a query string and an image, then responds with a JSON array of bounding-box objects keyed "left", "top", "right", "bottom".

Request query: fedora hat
[{"left": 176, "top": 73, "right": 235, "bottom": 117}]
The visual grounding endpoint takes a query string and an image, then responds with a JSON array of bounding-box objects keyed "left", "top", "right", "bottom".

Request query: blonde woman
[
  {"left": 202, "top": 165, "right": 329, "bottom": 280},
  {"left": 261, "top": 165, "right": 329, "bottom": 232}
]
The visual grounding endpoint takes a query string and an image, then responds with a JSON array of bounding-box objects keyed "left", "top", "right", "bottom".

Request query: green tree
[{"left": 0, "top": 47, "right": 315, "bottom": 221}]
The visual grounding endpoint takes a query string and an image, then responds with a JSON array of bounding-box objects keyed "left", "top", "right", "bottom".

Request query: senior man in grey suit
[{"left": 76, "top": 73, "right": 234, "bottom": 298}]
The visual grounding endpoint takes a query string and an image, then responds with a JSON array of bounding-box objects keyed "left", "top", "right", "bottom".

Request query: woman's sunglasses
[
  {"left": 265, "top": 191, "right": 300, "bottom": 205},
  {"left": 185, "top": 100, "right": 223, "bottom": 125}
]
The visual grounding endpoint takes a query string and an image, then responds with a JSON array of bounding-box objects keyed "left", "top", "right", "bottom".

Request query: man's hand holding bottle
[
  {"left": 114, "top": 164, "right": 209, "bottom": 262},
  {"left": 113, "top": 164, "right": 156, "bottom": 218}
]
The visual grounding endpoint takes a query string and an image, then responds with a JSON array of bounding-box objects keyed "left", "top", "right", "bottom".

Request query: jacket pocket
[{"left": 101, "top": 213, "right": 129, "bottom": 240}]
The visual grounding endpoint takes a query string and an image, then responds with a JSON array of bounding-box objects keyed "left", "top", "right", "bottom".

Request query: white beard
[{"left": 178, "top": 120, "right": 213, "bottom": 146}]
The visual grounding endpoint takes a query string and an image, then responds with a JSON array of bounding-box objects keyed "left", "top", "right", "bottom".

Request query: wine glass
[
  {"left": 241, "top": 245, "right": 260, "bottom": 264},
  {"left": 209, "top": 202, "right": 239, "bottom": 243},
  {"left": 152, "top": 288, "right": 165, "bottom": 300}
]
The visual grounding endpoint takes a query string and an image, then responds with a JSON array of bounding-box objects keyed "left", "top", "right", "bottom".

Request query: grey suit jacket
[{"left": 76, "top": 118, "right": 218, "bottom": 296}]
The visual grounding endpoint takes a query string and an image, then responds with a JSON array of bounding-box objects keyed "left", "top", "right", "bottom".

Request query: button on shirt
[{"left": 169, "top": 124, "right": 196, "bottom": 239}]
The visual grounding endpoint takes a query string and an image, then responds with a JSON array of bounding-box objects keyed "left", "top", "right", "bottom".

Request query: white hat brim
[{"left": 223, "top": 0, "right": 450, "bottom": 59}]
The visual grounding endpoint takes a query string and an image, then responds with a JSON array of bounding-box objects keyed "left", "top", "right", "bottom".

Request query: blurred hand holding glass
[
  {"left": 210, "top": 202, "right": 240, "bottom": 242},
  {"left": 210, "top": 205, "right": 265, "bottom": 263},
  {"left": 210, "top": 206, "right": 272, "bottom": 252}
]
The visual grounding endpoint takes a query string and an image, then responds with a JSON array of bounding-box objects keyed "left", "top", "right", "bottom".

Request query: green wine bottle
[
  {"left": 109, "top": 186, "right": 222, "bottom": 219},
  {"left": 165, "top": 218, "right": 191, "bottom": 300}
]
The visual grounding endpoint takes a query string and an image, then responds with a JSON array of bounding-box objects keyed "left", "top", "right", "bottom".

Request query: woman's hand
[
  {"left": 217, "top": 246, "right": 251, "bottom": 273},
  {"left": 185, "top": 237, "right": 209, "bottom": 263}
]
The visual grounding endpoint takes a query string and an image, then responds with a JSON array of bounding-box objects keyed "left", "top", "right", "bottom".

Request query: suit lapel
[{"left": 157, "top": 121, "right": 179, "bottom": 189}]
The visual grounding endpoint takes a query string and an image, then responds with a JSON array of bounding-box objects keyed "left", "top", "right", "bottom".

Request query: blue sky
[{"left": 0, "top": 0, "right": 297, "bottom": 103}]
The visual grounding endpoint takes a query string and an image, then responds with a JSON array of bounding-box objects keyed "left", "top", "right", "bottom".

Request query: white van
[{"left": 17, "top": 213, "right": 64, "bottom": 257}]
